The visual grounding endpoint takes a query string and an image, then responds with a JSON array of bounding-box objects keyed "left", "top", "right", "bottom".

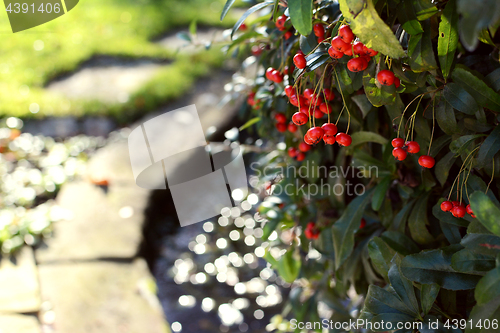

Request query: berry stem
[
  {"left": 333, "top": 67, "right": 351, "bottom": 132},
  {"left": 486, "top": 158, "right": 495, "bottom": 194}
]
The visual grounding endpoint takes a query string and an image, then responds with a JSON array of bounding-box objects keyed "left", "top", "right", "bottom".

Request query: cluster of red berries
[
  {"left": 440, "top": 200, "right": 475, "bottom": 218},
  {"left": 391, "top": 138, "right": 435, "bottom": 168},
  {"left": 274, "top": 112, "right": 297, "bottom": 133},
  {"left": 275, "top": 14, "right": 294, "bottom": 40},
  {"left": 288, "top": 141, "right": 312, "bottom": 162},
  {"left": 327, "top": 25, "right": 377, "bottom": 73},
  {"left": 313, "top": 23, "right": 325, "bottom": 43},
  {"left": 304, "top": 222, "right": 320, "bottom": 239},
  {"left": 265, "top": 67, "right": 284, "bottom": 83}
]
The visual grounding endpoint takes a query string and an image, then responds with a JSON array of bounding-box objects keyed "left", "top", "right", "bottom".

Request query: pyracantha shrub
[{"left": 221, "top": 0, "right": 500, "bottom": 331}]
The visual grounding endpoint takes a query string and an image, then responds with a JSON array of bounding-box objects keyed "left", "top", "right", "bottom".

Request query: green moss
[{"left": 0, "top": 0, "right": 235, "bottom": 119}]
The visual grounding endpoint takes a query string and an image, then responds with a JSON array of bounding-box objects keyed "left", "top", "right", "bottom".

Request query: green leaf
[
  {"left": 352, "top": 94, "right": 374, "bottom": 118},
  {"left": 485, "top": 68, "right": 500, "bottom": 92},
  {"left": 476, "top": 125, "right": 500, "bottom": 167},
  {"left": 470, "top": 191, "right": 500, "bottom": 236},
  {"left": 451, "top": 65, "right": 500, "bottom": 112},
  {"left": 400, "top": 246, "right": 482, "bottom": 290},
  {"left": 449, "top": 134, "right": 484, "bottom": 157},
  {"left": 350, "top": 131, "right": 389, "bottom": 148},
  {"left": 239, "top": 117, "right": 261, "bottom": 131},
  {"left": 440, "top": 221, "right": 463, "bottom": 244},
  {"left": 264, "top": 248, "right": 301, "bottom": 283},
  {"left": 339, "top": 0, "right": 406, "bottom": 58},
  {"left": 371, "top": 176, "right": 392, "bottom": 211},
  {"left": 435, "top": 152, "right": 456, "bottom": 187},
  {"left": 408, "top": 21, "right": 438, "bottom": 72},
  {"left": 466, "top": 267, "right": 500, "bottom": 333},
  {"left": 398, "top": 1, "right": 424, "bottom": 35},
  {"left": 443, "top": 83, "right": 479, "bottom": 115},
  {"left": 288, "top": 0, "right": 313, "bottom": 36},
  {"left": 381, "top": 231, "right": 421, "bottom": 255},
  {"left": 457, "top": 0, "right": 500, "bottom": 51},
  {"left": 368, "top": 237, "right": 397, "bottom": 280},
  {"left": 437, "top": 0, "right": 458, "bottom": 80},
  {"left": 436, "top": 100, "right": 458, "bottom": 135},
  {"left": 332, "top": 188, "right": 374, "bottom": 269},
  {"left": 231, "top": 1, "right": 274, "bottom": 38},
  {"left": 363, "top": 61, "right": 397, "bottom": 107},
  {"left": 299, "top": 33, "right": 317, "bottom": 54},
  {"left": 451, "top": 248, "right": 496, "bottom": 273},
  {"left": 371, "top": 313, "right": 416, "bottom": 329},
  {"left": 389, "top": 255, "right": 420, "bottom": 315},
  {"left": 220, "top": 0, "right": 237, "bottom": 21},
  {"left": 420, "top": 284, "right": 440, "bottom": 316},
  {"left": 362, "top": 285, "right": 418, "bottom": 317},
  {"left": 461, "top": 233, "right": 500, "bottom": 257},
  {"left": 392, "top": 201, "right": 416, "bottom": 233},
  {"left": 414, "top": 0, "right": 438, "bottom": 21},
  {"left": 408, "top": 194, "right": 434, "bottom": 245}
]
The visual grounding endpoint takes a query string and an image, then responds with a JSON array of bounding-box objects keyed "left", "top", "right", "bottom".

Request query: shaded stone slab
[
  {"left": 0, "top": 314, "right": 41, "bottom": 333},
  {"left": 0, "top": 247, "right": 41, "bottom": 313},
  {"left": 38, "top": 259, "right": 169, "bottom": 333}
]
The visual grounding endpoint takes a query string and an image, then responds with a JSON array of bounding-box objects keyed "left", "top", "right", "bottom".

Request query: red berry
[
  {"left": 317, "top": 36, "right": 325, "bottom": 43},
  {"left": 265, "top": 67, "right": 274, "bottom": 80},
  {"left": 303, "top": 88, "right": 314, "bottom": 100},
  {"left": 293, "top": 53, "right": 307, "bottom": 69},
  {"left": 276, "top": 122, "right": 287, "bottom": 132},
  {"left": 275, "top": 112, "right": 287, "bottom": 123},
  {"left": 441, "top": 201, "right": 453, "bottom": 212},
  {"left": 343, "top": 46, "right": 353, "bottom": 57},
  {"left": 353, "top": 41, "right": 365, "bottom": 55},
  {"left": 251, "top": 45, "right": 263, "bottom": 56},
  {"left": 418, "top": 155, "right": 435, "bottom": 168},
  {"left": 285, "top": 85, "right": 294, "bottom": 97},
  {"left": 347, "top": 57, "right": 368, "bottom": 72},
  {"left": 323, "top": 135, "right": 336, "bottom": 145},
  {"left": 299, "top": 142, "right": 311, "bottom": 152},
  {"left": 313, "top": 23, "right": 325, "bottom": 37},
  {"left": 364, "top": 46, "right": 378, "bottom": 57},
  {"left": 288, "top": 147, "right": 298, "bottom": 158},
  {"left": 304, "top": 132, "right": 315, "bottom": 145},
  {"left": 304, "top": 228, "right": 313, "bottom": 239},
  {"left": 276, "top": 15, "right": 287, "bottom": 31},
  {"left": 271, "top": 70, "right": 283, "bottom": 83},
  {"left": 288, "top": 123, "right": 298, "bottom": 133},
  {"left": 292, "top": 112, "right": 308, "bottom": 125},
  {"left": 377, "top": 70, "right": 395, "bottom": 86},
  {"left": 394, "top": 77, "right": 401, "bottom": 88},
  {"left": 323, "top": 88, "right": 335, "bottom": 101},
  {"left": 321, "top": 123, "right": 338, "bottom": 135},
  {"left": 299, "top": 106, "right": 311, "bottom": 115},
  {"left": 306, "top": 127, "right": 324, "bottom": 144},
  {"left": 392, "top": 147, "right": 407, "bottom": 161},
  {"left": 314, "top": 109, "right": 324, "bottom": 119},
  {"left": 328, "top": 46, "right": 344, "bottom": 59},
  {"left": 336, "top": 133, "right": 352, "bottom": 147},
  {"left": 452, "top": 201, "right": 464, "bottom": 208},
  {"left": 392, "top": 138, "right": 405, "bottom": 148},
  {"left": 451, "top": 205, "right": 466, "bottom": 218},
  {"left": 309, "top": 94, "right": 323, "bottom": 107},
  {"left": 338, "top": 25, "right": 354, "bottom": 43},
  {"left": 360, "top": 218, "right": 367, "bottom": 229},
  {"left": 319, "top": 102, "right": 332, "bottom": 114},
  {"left": 296, "top": 152, "right": 305, "bottom": 161},
  {"left": 466, "top": 204, "right": 474, "bottom": 216},
  {"left": 284, "top": 31, "right": 293, "bottom": 40},
  {"left": 331, "top": 36, "right": 350, "bottom": 52},
  {"left": 239, "top": 23, "right": 247, "bottom": 31},
  {"left": 406, "top": 141, "right": 420, "bottom": 154}
]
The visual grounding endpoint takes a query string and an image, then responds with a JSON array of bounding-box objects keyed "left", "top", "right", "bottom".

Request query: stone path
[{"left": 0, "top": 61, "right": 241, "bottom": 333}]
